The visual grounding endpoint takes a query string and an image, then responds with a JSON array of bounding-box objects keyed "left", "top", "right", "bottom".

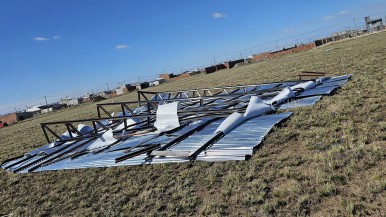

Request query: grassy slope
[{"left": 0, "top": 31, "right": 385, "bottom": 216}]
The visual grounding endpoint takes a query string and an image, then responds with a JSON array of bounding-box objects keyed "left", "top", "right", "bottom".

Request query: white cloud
[
  {"left": 34, "top": 37, "right": 50, "bottom": 41},
  {"left": 338, "top": 10, "right": 349, "bottom": 15},
  {"left": 322, "top": 10, "right": 349, "bottom": 21},
  {"left": 115, "top": 44, "right": 130, "bottom": 50},
  {"left": 33, "top": 35, "right": 62, "bottom": 41},
  {"left": 282, "top": 28, "right": 294, "bottom": 33},
  {"left": 323, "top": 15, "right": 334, "bottom": 21},
  {"left": 212, "top": 12, "right": 227, "bottom": 19}
]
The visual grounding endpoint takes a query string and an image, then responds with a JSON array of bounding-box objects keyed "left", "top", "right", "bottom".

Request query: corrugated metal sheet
[{"left": 1, "top": 74, "right": 352, "bottom": 173}]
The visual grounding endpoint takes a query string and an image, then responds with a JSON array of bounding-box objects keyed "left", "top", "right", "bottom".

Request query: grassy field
[{"left": 1, "top": 31, "right": 385, "bottom": 216}]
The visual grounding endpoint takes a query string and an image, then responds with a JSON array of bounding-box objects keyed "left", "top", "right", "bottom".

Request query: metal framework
[
  {"left": 136, "top": 80, "right": 306, "bottom": 102},
  {"left": 40, "top": 77, "right": 336, "bottom": 145},
  {"left": 95, "top": 80, "right": 308, "bottom": 119},
  {"left": 1, "top": 73, "right": 352, "bottom": 173}
]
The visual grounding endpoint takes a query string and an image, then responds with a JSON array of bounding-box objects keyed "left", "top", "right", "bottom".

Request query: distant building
[
  {"left": 111, "top": 91, "right": 117, "bottom": 97},
  {"left": 314, "top": 29, "right": 366, "bottom": 47},
  {"left": 67, "top": 98, "right": 82, "bottom": 106},
  {"left": 59, "top": 98, "right": 70, "bottom": 106},
  {"left": 26, "top": 103, "right": 62, "bottom": 115},
  {"left": 365, "top": 16, "right": 385, "bottom": 33},
  {"left": 149, "top": 78, "right": 166, "bottom": 87},
  {"left": 26, "top": 106, "right": 42, "bottom": 115},
  {"left": 98, "top": 91, "right": 112, "bottom": 98},
  {"left": 40, "top": 103, "right": 62, "bottom": 114},
  {"left": 252, "top": 43, "right": 316, "bottom": 61},
  {"left": 0, "top": 112, "right": 34, "bottom": 125},
  {"left": 223, "top": 59, "right": 245, "bottom": 69},
  {"left": 159, "top": 72, "right": 191, "bottom": 82},
  {"left": 204, "top": 64, "right": 227, "bottom": 74},
  {"left": 41, "top": 108, "right": 54, "bottom": 114},
  {"left": 136, "top": 82, "right": 150, "bottom": 90},
  {"left": 188, "top": 69, "right": 203, "bottom": 76},
  {"left": 82, "top": 93, "right": 95, "bottom": 103},
  {"left": 116, "top": 84, "right": 136, "bottom": 96}
]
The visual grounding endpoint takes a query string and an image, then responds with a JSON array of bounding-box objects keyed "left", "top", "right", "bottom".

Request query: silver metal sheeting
[
  {"left": 197, "top": 112, "right": 292, "bottom": 162},
  {"left": 279, "top": 96, "right": 322, "bottom": 110},
  {"left": 33, "top": 113, "right": 291, "bottom": 171},
  {"left": 1, "top": 74, "right": 352, "bottom": 173}
]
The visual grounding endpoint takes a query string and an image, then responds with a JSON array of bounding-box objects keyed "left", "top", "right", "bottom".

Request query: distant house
[
  {"left": 365, "top": 16, "right": 385, "bottom": 33},
  {"left": 204, "top": 64, "right": 227, "bottom": 74},
  {"left": 67, "top": 98, "right": 82, "bottom": 106},
  {"left": 41, "top": 108, "right": 54, "bottom": 114},
  {"left": 97, "top": 91, "right": 113, "bottom": 99},
  {"left": 82, "top": 93, "right": 95, "bottom": 103},
  {"left": 26, "top": 103, "right": 62, "bottom": 115},
  {"left": 188, "top": 69, "right": 203, "bottom": 76},
  {"left": 314, "top": 29, "right": 366, "bottom": 47},
  {"left": 40, "top": 103, "right": 62, "bottom": 114},
  {"left": 116, "top": 84, "right": 136, "bottom": 96},
  {"left": 159, "top": 73, "right": 190, "bottom": 82},
  {"left": 135, "top": 82, "right": 150, "bottom": 90},
  {"left": 223, "top": 59, "right": 245, "bottom": 69},
  {"left": 59, "top": 98, "right": 70, "bottom": 106},
  {"left": 0, "top": 111, "right": 34, "bottom": 125},
  {"left": 149, "top": 78, "right": 166, "bottom": 87},
  {"left": 26, "top": 106, "right": 42, "bottom": 115},
  {"left": 111, "top": 91, "right": 117, "bottom": 97}
]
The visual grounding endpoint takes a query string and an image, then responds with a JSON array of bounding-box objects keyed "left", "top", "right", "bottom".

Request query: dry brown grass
[{"left": 0, "top": 31, "right": 385, "bottom": 216}]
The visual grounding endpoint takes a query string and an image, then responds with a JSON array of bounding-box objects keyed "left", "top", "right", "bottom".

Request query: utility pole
[
  {"left": 44, "top": 96, "right": 48, "bottom": 106},
  {"left": 275, "top": 40, "right": 279, "bottom": 50},
  {"left": 106, "top": 83, "right": 110, "bottom": 91},
  {"left": 213, "top": 57, "right": 216, "bottom": 65}
]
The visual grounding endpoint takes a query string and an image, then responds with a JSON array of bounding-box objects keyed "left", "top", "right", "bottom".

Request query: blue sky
[{"left": 1, "top": 0, "right": 386, "bottom": 114}]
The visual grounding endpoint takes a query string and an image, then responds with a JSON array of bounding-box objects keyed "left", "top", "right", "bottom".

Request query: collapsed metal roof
[{"left": 1, "top": 74, "right": 352, "bottom": 173}]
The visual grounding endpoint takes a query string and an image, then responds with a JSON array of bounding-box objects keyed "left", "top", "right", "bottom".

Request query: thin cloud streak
[
  {"left": 323, "top": 15, "right": 334, "bottom": 21},
  {"left": 282, "top": 27, "right": 295, "bottom": 33},
  {"left": 212, "top": 12, "right": 227, "bottom": 19},
  {"left": 33, "top": 35, "right": 62, "bottom": 41},
  {"left": 33, "top": 37, "right": 50, "bottom": 41},
  {"left": 323, "top": 10, "right": 350, "bottom": 21},
  {"left": 338, "top": 10, "right": 349, "bottom": 15},
  {"left": 115, "top": 44, "right": 130, "bottom": 50}
]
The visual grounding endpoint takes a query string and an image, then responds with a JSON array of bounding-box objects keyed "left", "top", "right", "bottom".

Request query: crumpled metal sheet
[
  {"left": 325, "top": 74, "right": 352, "bottom": 83},
  {"left": 279, "top": 96, "right": 322, "bottom": 110},
  {"left": 197, "top": 112, "right": 292, "bottom": 162},
  {"left": 316, "top": 79, "right": 349, "bottom": 88},
  {"left": 297, "top": 85, "right": 339, "bottom": 97},
  {"left": 154, "top": 102, "right": 181, "bottom": 132},
  {"left": 266, "top": 87, "right": 295, "bottom": 105},
  {"left": 35, "top": 120, "right": 210, "bottom": 172}
]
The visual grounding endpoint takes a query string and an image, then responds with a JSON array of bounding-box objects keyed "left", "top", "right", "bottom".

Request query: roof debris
[{"left": 1, "top": 74, "right": 352, "bottom": 173}]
